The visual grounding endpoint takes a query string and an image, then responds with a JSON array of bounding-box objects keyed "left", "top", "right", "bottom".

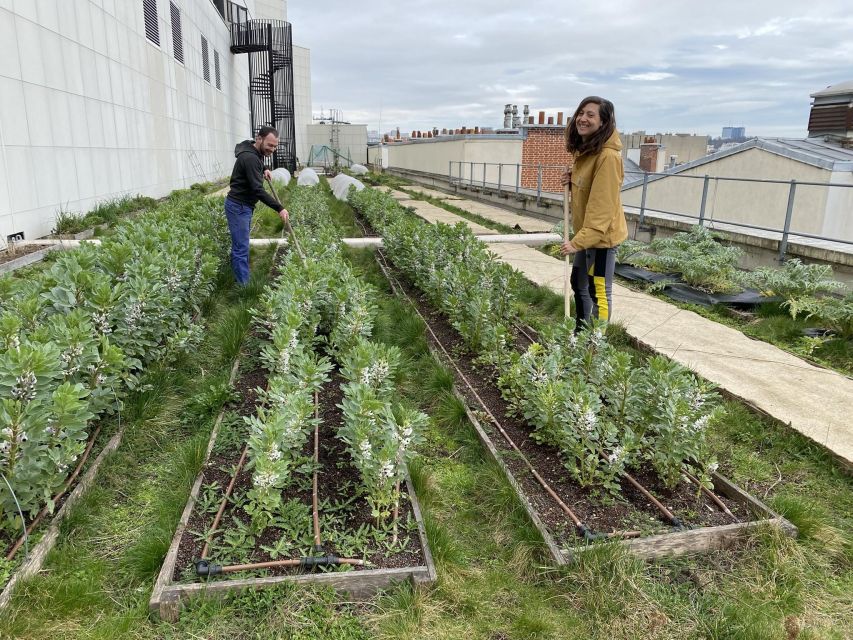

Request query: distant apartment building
[
  {"left": 620, "top": 132, "right": 710, "bottom": 170},
  {"left": 622, "top": 82, "right": 853, "bottom": 243},
  {"left": 722, "top": 126, "right": 747, "bottom": 140}
]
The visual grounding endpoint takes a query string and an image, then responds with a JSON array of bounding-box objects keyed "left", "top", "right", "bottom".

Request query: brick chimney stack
[{"left": 639, "top": 136, "right": 661, "bottom": 173}]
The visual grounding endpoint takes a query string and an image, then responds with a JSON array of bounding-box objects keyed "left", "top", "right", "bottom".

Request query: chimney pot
[
  {"left": 538, "top": 111, "right": 545, "bottom": 124},
  {"left": 557, "top": 111, "right": 564, "bottom": 125},
  {"left": 547, "top": 116, "right": 554, "bottom": 125}
]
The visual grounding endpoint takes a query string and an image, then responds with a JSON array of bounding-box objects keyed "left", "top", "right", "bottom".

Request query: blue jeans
[{"left": 224, "top": 197, "right": 253, "bottom": 284}]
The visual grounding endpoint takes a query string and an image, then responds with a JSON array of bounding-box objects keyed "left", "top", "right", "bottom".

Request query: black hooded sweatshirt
[{"left": 227, "top": 140, "right": 281, "bottom": 211}]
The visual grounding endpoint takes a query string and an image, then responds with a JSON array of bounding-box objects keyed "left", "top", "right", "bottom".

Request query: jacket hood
[
  {"left": 603, "top": 129, "right": 622, "bottom": 152},
  {"left": 234, "top": 140, "right": 259, "bottom": 157}
]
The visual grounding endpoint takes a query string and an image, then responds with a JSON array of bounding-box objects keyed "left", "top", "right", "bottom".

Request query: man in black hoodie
[{"left": 224, "top": 126, "right": 289, "bottom": 284}]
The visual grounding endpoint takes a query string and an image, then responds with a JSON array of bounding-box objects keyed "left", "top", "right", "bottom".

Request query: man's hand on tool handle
[
  {"left": 264, "top": 169, "right": 273, "bottom": 181},
  {"left": 278, "top": 209, "right": 289, "bottom": 223},
  {"left": 560, "top": 169, "right": 572, "bottom": 186}
]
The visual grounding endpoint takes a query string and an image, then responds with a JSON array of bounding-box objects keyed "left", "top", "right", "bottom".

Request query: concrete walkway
[
  {"left": 484, "top": 242, "right": 853, "bottom": 468},
  {"left": 400, "top": 185, "right": 464, "bottom": 200},
  {"left": 396, "top": 185, "right": 555, "bottom": 233},
  {"left": 404, "top": 200, "right": 497, "bottom": 235},
  {"left": 378, "top": 187, "right": 416, "bottom": 202},
  {"left": 439, "top": 199, "right": 555, "bottom": 233}
]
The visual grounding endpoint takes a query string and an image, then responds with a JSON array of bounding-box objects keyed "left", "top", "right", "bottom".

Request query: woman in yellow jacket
[{"left": 560, "top": 96, "right": 628, "bottom": 327}]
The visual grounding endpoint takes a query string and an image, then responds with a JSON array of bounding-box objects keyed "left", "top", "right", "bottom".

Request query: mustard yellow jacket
[{"left": 569, "top": 130, "right": 628, "bottom": 250}]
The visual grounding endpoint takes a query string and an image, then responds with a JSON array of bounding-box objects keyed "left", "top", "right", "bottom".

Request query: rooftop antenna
[{"left": 313, "top": 107, "right": 346, "bottom": 172}]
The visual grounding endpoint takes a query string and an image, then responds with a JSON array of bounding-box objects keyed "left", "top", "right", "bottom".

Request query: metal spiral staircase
[{"left": 230, "top": 19, "right": 296, "bottom": 172}]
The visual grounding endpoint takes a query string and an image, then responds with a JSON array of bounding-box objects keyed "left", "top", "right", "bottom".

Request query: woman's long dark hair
[{"left": 565, "top": 96, "right": 616, "bottom": 156}]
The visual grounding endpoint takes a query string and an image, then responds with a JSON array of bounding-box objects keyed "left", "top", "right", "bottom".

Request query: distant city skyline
[{"left": 290, "top": 0, "right": 851, "bottom": 139}]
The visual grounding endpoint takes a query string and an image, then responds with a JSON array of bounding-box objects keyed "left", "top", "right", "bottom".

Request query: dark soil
[
  {"left": 0, "top": 244, "right": 45, "bottom": 266},
  {"left": 372, "top": 245, "right": 751, "bottom": 549},
  {"left": 173, "top": 364, "right": 424, "bottom": 583}
]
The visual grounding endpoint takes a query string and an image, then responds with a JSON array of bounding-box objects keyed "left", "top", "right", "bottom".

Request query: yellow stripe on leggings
[{"left": 593, "top": 276, "right": 609, "bottom": 321}]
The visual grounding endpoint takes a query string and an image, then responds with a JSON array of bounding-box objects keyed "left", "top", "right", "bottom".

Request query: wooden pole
[{"left": 563, "top": 181, "right": 572, "bottom": 318}]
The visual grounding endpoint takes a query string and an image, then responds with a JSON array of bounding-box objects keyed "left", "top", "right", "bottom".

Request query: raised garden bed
[
  {"left": 0, "top": 245, "right": 55, "bottom": 272},
  {"left": 150, "top": 189, "right": 436, "bottom": 622},
  {"left": 150, "top": 344, "right": 434, "bottom": 623},
  {"left": 0, "top": 425, "right": 123, "bottom": 609},
  {"left": 150, "top": 374, "right": 433, "bottom": 619},
  {"left": 372, "top": 249, "right": 797, "bottom": 563}
]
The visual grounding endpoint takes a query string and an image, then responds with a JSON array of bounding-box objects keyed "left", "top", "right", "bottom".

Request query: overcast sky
[{"left": 288, "top": 1, "right": 852, "bottom": 138}]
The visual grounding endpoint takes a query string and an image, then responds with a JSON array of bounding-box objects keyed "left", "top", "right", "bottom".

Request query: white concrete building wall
[
  {"left": 0, "top": 0, "right": 254, "bottom": 243},
  {"left": 293, "top": 45, "right": 312, "bottom": 164},
  {"left": 621, "top": 148, "right": 833, "bottom": 237},
  {"left": 254, "top": 0, "right": 286, "bottom": 21},
  {"left": 823, "top": 170, "right": 853, "bottom": 241},
  {"left": 385, "top": 137, "right": 523, "bottom": 187}
]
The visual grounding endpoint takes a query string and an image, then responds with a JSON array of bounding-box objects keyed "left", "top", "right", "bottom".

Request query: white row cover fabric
[
  {"left": 349, "top": 164, "right": 368, "bottom": 175},
  {"left": 297, "top": 167, "right": 320, "bottom": 186},
  {"left": 270, "top": 168, "right": 291, "bottom": 184},
  {"left": 329, "top": 174, "right": 365, "bottom": 201}
]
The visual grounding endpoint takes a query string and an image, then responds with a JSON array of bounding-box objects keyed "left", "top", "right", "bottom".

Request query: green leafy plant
[
  {"left": 745, "top": 259, "right": 844, "bottom": 308},
  {"left": 624, "top": 226, "right": 744, "bottom": 293},
  {"left": 788, "top": 292, "right": 853, "bottom": 339},
  {"left": 0, "top": 193, "right": 228, "bottom": 537}
]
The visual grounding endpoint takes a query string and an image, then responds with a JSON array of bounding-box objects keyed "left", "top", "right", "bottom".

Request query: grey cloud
[{"left": 289, "top": 0, "right": 852, "bottom": 137}]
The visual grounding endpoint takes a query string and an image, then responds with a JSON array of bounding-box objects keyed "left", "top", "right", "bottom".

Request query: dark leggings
[{"left": 571, "top": 247, "right": 617, "bottom": 326}]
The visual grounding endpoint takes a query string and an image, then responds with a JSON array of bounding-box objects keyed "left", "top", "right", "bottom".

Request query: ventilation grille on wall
[
  {"left": 170, "top": 2, "right": 183, "bottom": 63},
  {"left": 214, "top": 50, "right": 221, "bottom": 89},
  {"left": 201, "top": 35, "right": 210, "bottom": 82},
  {"left": 143, "top": 0, "right": 159, "bottom": 45}
]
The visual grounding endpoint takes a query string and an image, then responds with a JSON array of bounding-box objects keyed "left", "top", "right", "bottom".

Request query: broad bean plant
[
  {"left": 0, "top": 196, "right": 227, "bottom": 536},
  {"left": 246, "top": 186, "right": 426, "bottom": 533},
  {"left": 350, "top": 188, "right": 720, "bottom": 498}
]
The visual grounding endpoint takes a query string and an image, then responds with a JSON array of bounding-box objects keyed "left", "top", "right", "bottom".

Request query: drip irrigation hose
[
  {"left": 5, "top": 423, "right": 103, "bottom": 561},
  {"left": 370, "top": 246, "right": 618, "bottom": 543},
  {"left": 620, "top": 470, "right": 683, "bottom": 529},
  {"left": 195, "top": 554, "right": 366, "bottom": 577},
  {"left": 683, "top": 469, "right": 737, "bottom": 520},
  {"left": 200, "top": 444, "right": 249, "bottom": 560},
  {"left": 392, "top": 477, "right": 401, "bottom": 546},
  {"left": 312, "top": 390, "right": 322, "bottom": 553},
  {"left": 1, "top": 471, "right": 28, "bottom": 560}
]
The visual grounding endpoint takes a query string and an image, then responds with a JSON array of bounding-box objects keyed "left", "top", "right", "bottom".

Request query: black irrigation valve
[
  {"left": 577, "top": 524, "right": 606, "bottom": 542},
  {"left": 312, "top": 544, "right": 325, "bottom": 555},
  {"left": 671, "top": 517, "right": 686, "bottom": 531},
  {"left": 300, "top": 554, "right": 340, "bottom": 569},
  {"left": 195, "top": 559, "right": 222, "bottom": 577}
]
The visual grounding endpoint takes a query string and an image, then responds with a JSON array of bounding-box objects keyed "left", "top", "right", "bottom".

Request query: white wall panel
[
  {"left": 0, "top": 77, "right": 28, "bottom": 147},
  {"left": 16, "top": 16, "right": 45, "bottom": 86},
  {"left": 56, "top": 0, "right": 78, "bottom": 41},
  {"left": 0, "top": 9, "right": 21, "bottom": 80},
  {"left": 22, "top": 83, "right": 51, "bottom": 146}
]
